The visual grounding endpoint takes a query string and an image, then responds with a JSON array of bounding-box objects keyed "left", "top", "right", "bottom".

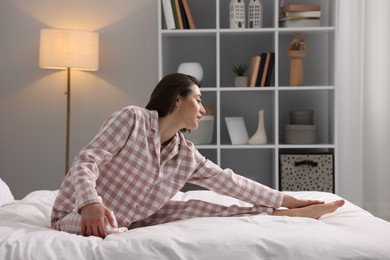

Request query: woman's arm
[
  {"left": 187, "top": 155, "right": 284, "bottom": 209},
  {"left": 71, "top": 107, "right": 136, "bottom": 212}
]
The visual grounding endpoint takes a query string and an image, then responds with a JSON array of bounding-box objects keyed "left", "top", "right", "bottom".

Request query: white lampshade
[
  {"left": 39, "top": 29, "right": 99, "bottom": 71},
  {"left": 177, "top": 62, "right": 203, "bottom": 81}
]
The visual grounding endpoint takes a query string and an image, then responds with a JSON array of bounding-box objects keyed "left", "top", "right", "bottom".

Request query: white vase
[
  {"left": 177, "top": 62, "right": 204, "bottom": 81},
  {"left": 249, "top": 109, "right": 267, "bottom": 144}
]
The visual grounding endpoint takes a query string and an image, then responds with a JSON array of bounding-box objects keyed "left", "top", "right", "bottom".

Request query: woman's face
[{"left": 176, "top": 84, "right": 206, "bottom": 130}]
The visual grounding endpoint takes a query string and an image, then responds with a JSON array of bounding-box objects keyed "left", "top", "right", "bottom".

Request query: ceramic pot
[{"left": 234, "top": 76, "right": 248, "bottom": 87}]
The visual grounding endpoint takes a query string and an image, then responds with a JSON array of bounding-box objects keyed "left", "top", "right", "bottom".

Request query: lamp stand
[{"left": 65, "top": 68, "right": 71, "bottom": 174}]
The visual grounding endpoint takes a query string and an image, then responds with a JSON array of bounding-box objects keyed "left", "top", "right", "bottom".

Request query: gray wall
[
  {"left": 0, "top": 0, "right": 158, "bottom": 199},
  {"left": 1, "top": 1, "right": 389, "bottom": 223}
]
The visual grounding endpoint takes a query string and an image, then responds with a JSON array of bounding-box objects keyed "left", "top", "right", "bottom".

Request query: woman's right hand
[{"left": 80, "top": 203, "right": 115, "bottom": 238}]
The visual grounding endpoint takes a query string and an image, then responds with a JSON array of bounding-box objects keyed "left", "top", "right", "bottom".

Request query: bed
[{"left": 1, "top": 182, "right": 390, "bottom": 260}]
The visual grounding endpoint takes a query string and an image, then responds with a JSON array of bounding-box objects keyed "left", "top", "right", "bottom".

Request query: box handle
[{"left": 294, "top": 160, "right": 318, "bottom": 167}]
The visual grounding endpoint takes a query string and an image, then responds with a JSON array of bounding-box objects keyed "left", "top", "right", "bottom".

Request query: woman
[{"left": 51, "top": 73, "right": 344, "bottom": 238}]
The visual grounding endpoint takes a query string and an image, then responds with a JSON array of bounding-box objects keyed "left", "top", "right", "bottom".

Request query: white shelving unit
[{"left": 158, "top": 0, "right": 338, "bottom": 192}]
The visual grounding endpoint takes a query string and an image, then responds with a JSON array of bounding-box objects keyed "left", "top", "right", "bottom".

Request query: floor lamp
[{"left": 39, "top": 29, "right": 99, "bottom": 175}]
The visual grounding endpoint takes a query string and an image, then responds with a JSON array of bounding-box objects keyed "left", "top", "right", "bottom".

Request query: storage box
[
  {"left": 279, "top": 154, "right": 334, "bottom": 192},
  {"left": 184, "top": 115, "right": 214, "bottom": 144},
  {"left": 290, "top": 110, "right": 313, "bottom": 125},
  {"left": 284, "top": 124, "right": 318, "bottom": 144}
]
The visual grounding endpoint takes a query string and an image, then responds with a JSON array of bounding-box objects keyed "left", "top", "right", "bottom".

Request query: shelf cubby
[{"left": 159, "top": 0, "right": 337, "bottom": 191}]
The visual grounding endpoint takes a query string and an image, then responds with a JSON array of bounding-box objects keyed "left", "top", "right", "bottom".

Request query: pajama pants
[
  {"left": 129, "top": 199, "right": 273, "bottom": 229},
  {"left": 52, "top": 199, "right": 274, "bottom": 235}
]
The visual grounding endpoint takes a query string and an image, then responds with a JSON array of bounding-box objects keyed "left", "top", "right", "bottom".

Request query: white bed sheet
[{"left": 1, "top": 190, "right": 390, "bottom": 260}]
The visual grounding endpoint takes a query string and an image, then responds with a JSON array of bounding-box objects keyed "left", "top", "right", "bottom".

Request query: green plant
[{"left": 232, "top": 63, "right": 248, "bottom": 76}]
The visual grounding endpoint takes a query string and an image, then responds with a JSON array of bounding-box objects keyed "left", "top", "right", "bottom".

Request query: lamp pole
[{"left": 65, "top": 68, "right": 71, "bottom": 174}]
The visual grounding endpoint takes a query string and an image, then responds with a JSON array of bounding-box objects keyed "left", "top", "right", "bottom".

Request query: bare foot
[{"left": 273, "top": 200, "right": 345, "bottom": 219}]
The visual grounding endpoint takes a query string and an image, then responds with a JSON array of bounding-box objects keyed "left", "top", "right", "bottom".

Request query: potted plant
[{"left": 232, "top": 63, "right": 248, "bottom": 87}]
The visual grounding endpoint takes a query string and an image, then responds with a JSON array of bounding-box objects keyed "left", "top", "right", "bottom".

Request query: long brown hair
[{"left": 146, "top": 73, "right": 200, "bottom": 117}]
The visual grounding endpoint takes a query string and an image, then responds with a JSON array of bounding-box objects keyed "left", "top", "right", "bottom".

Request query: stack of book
[
  {"left": 247, "top": 52, "right": 275, "bottom": 87},
  {"left": 162, "top": 0, "right": 196, "bottom": 30},
  {"left": 279, "top": 5, "right": 321, "bottom": 28}
]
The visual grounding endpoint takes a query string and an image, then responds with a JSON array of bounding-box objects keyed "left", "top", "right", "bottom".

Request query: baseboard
[{"left": 363, "top": 202, "right": 390, "bottom": 222}]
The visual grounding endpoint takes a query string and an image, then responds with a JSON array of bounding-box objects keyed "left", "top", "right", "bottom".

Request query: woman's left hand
[{"left": 281, "top": 193, "right": 324, "bottom": 209}]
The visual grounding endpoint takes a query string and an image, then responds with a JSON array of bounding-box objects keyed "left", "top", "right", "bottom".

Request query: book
[
  {"left": 267, "top": 66, "right": 275, "bottom": 87},
  {"left": 280, "top": 5, "right": 320, "bottom": 13},
  {"left": 265, "top": 52, "right": 275, "bottom": 87},
  {"left": 260, "top": 52, "right": 271, "bottom": 87},
  {"left": 279, "top": 16, "right": 320, "bottom": 22},
  {"left": 162, "top": 0, "right": 176, "bottom": 29},
  {"left": 171, "top": 0, "right": 179, "bottom": 29},
  {"left": 282, "top": 11, "right": 321, "bottom": 18},
  {"left": 174, "top": 0, "right": 184, "bottom": 29},
  {"left": 256, "top": 52, "right": 267, "bottom": 86},
  {"left": 182, "top": 0, "right": 196, "bottom": 29},
  {"left": 279, "top": 19, "right": 320, "bottom": 28},
  {"left": 247, "top": 56, "right": 261, "bottom": 87},
  {"left": 178, "top": 0, "right": 190, "bottom": 29}
]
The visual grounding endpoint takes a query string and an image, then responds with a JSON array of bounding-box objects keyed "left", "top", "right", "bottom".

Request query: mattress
[{"left": 1, "top": 189, "right": 389, "bottom": 260}]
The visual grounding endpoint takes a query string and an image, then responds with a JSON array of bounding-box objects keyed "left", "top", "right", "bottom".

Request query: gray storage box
[
  {"left": 184, "top": 115, "right": 214, "bottom": 144},
  {"left": 290, "top": 110, "right": 314, "bottom": 125},
  {"left": 279, "top": 154, "right": 334, "bottom": 192},
  {"left": 284, "top": 124, "right": 318, "bottom": 144}
]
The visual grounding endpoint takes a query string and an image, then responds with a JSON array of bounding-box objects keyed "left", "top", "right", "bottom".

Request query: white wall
[
  {"left": 335, "top": 0, "right": 390, "bottom": 221},
  {"left": 363, "top": 0, "right": 390, "bottom": 221},
  {"left": 0, "top": 0, "right": 158, "bottom": 198},
  {"left": 336, "top": 0, "right": 365, "bottom": 207}
]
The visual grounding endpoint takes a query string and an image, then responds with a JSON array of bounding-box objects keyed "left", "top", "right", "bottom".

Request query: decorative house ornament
[
  {"left": 177, "top": 62, "right": 204, "bottom": 81},
  {"left": 248, "top": 0, "right": 263, "bottom": 28},
  {"left": 229, "top": 0, "right": 245, "bottom": 29}
]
